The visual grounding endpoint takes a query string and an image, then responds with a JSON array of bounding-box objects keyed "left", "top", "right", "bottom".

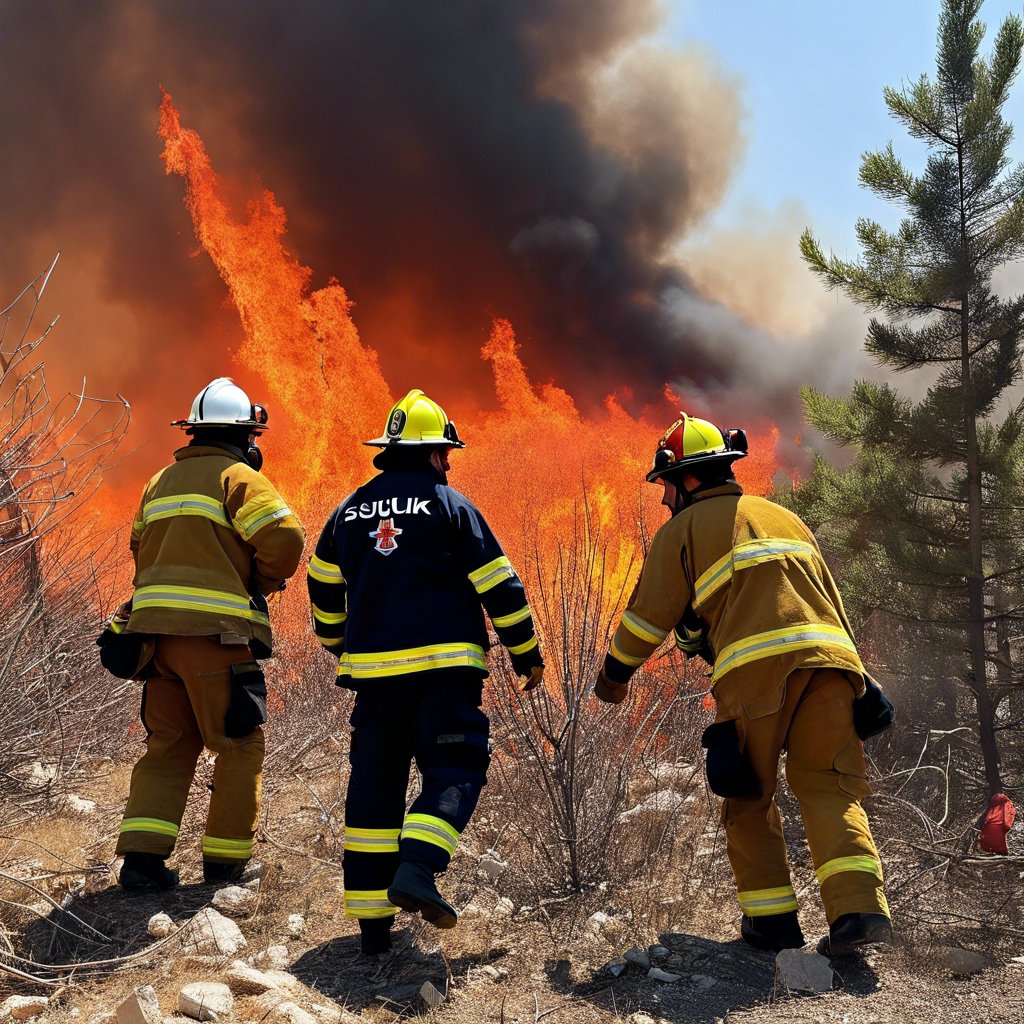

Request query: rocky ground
[{"left": 0, "top": 757, "right": 1021, "bottom": 1024}]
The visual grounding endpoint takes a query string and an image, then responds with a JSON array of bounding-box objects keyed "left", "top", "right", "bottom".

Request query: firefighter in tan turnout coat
[
  {"left": 597, "top": 412, "right": 893, "bottom": 957},
  {"left": 112, "top": 378, "right": 305, "bottom": 890}
]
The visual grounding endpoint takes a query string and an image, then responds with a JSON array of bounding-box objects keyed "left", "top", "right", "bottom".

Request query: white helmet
[{"left": 172, "top": 377, "right": 269, "bottom": 432}]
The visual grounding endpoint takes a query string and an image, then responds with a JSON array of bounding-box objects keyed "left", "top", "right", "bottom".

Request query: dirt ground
[{"left": 1, "top": 761, "right": 1022, "bottom": 1024}]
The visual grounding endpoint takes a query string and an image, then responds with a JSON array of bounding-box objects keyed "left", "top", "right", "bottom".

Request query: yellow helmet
[
  {"left": 364, "top": 389, "right": 465, "bottom": 448},
  {"left": 646, "top": 412, "right": 747, "bottom": 483}
]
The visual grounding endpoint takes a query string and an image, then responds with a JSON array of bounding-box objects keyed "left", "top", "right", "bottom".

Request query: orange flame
[{"left": 150, "top": 92, "right": 780, "bottom": 665}]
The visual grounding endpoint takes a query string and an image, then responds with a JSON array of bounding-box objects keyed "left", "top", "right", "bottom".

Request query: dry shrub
[
  {"left": 0, "top": 258, "right": 133, "bottom": 823},
  {"left": 481, "top": 502, "right": 715, "bottom": 922}
]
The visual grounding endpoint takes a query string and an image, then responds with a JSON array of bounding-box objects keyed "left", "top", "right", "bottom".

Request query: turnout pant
[
  {"left": 342, "top": 674, "right": 490, "bottom": 920},
  {"left": 713, "top": 667, "right": 889, "bottom": 924},
  {"left": 115, "top": 634, "right": 264, "bottom": 865}
]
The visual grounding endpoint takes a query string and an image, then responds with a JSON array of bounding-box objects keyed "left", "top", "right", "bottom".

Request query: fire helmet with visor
[
  {"left": 172, "top": 377, "right": 269, "bottom": 433},
  {"left": 646, "top": 412, "right": 747, "bottom": 484},
  {"left": 364, "top": 389, "right": 465, "bottom": 449}
]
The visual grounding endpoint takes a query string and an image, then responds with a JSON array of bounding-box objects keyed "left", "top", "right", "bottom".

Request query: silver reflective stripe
[
  {"left": 741, "top": 895, "right": 797, "bottom": 909},
  {"left": 402, "top": 822, "right": 457, "bottom": 847},
  {"left": 136, "top": 590, "right": 249, "bottom": 612},
  {"left": 347, "top": 649, "right": 484, "bottom": 671},
  {"left": 345, "top": 835, "right": 399, "bottom": 847},
  {"left": 144, "top": 499, "right": 230, "bottom": 526},
  {"left": 241, "top": 507, "right": 291, "bottom": 535},
  {"left": 474, "top": 565, "right": 515, "bottom": 589},
  {"left": 346, "top": 899, "right": 394, "bottom": 909},
  {"left": 714, "top": 628, "right": 856, "bottom": 678}
]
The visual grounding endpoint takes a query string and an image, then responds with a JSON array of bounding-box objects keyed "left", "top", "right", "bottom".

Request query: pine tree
[{"left": 797, "top": 0, "right": 1024, "bottom": 803}]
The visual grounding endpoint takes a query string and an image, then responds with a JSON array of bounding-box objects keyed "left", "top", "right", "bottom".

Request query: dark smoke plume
[{"left": 1, "top": 0, "right": 824, "bottom": 440}]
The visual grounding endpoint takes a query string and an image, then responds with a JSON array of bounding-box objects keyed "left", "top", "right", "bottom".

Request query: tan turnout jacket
[
  {"left": 608, "top": 482, "right": 865, "bottom": 712},
  {"left": 127, "top": 445, "right": 305, "bottom": 652}
]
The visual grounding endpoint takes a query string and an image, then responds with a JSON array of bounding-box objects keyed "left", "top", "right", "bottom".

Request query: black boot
[
  {"left": 817, "top": 913, "right": 892, "bottom": 957},
  {"left": 119, "top": 852, "right": 179, "bottom": 892},
  {"left": 360, "top": 917, "right": 393, "bottom": 956},
  {"left": 387, "top": 862, "right": 457, "bottom": 929},
  {"left": 740, "top": 911, "right": 806, "bottom": 951},
  {"left": 203, "top": 860, "right": 250, "bottom": 885}
]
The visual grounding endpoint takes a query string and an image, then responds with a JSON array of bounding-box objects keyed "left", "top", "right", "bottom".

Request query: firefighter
[
  {"left": 308, "top": 389, "right": 544, "bottom": 956},
  {"left": 113, "top": 378, "right": 305, "bottom": 891},
  {"left": 595, "top": 412, "right": 893, "bottom": 957}
]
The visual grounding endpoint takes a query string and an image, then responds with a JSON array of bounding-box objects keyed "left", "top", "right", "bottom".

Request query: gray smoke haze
[{"left": 0, "top": 0, "right": 865, "bottom": 451}]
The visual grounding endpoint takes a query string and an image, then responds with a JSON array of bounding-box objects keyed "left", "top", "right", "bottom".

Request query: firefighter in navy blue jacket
[{"left": 308, "top": 389, "right": 544, "bottom": 956}]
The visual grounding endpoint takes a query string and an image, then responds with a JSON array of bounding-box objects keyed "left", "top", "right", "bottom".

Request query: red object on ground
[{"left": 978, "top": 793, "right": 1016, "bottom": 855}]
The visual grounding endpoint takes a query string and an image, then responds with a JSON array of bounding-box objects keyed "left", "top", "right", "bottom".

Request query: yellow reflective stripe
[
  {"left": 694, "top": 550, "right": 733, "bottom": 608},
  {"left": 344, "top": 827, "right": 400, "bottom": 853},
  {"left": 609, "top": 636, "right": 647, "bottom": 668},
  {"left": 815, "top": 855, "right": 883, "bottom": 884},
  {"left": 201, "top": 836, "right": 253, "bottom": 858},
  {"left": 142, "top": 493, "right": 231, "bottom": 529},
  {"left": 337, "top": 643, "right": 487, "bottom": 679},
  {"left": 507, "top": 635, "right": 538, "bottom": 655},
  {"left": 320, "top": 636, "right": 345, "bottom": 648},
  {"left": 312, "top": 604, "right": 348, "bottom": 624},
  {"left": 308, "top": 554, "right": 345, "bottom": 584},
  {"left": 109, "top": 618, "right": 127, "bottom": 634},
  {"left": 491, "top": 604, "right": 532, "bottom": 628},
  {"left": 133, "top": 585, "right": 269, "bottom": 625},
  {"left": 344, "top": 889, "right": 398, "bottom": 918},
  {"left": 621, "top": 611, "right": 669, "bottom": 645},
  {"left": 712, "top": 624, "right": 859, "bottom": 683},
  {"left": 401, "top": 814, "right": 459, "bottom": 855},
  {"left": 737, "top": 884, "right": 798, "bottom": 916},
  {"left": 132, "top": 519, "right": 144, "bottom": 536},
  {"left": 120, "top": 817, "right": 179, "bottom": 837},
  {"left": 695, "top": 538, "right": 819, "bottom": 609},
  {"left": 468, "top": 555, "right": 515, "bottom": 594},
  {"left": 234, "top": 497, "right": 293, "bottom": 540}
]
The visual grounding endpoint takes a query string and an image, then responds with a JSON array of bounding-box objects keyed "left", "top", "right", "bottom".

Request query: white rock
[
  {"left": 648, "top": 967, "right": 682, "bottom": 983},
  {"left": 65, "top": 794, "right": 97, "bottom": 814},
  {"left": 420, "top": 981, "right": 446, "bottom": 1009},
  {"left": 177, "top": 982, "right": 233, "bottom": 1022},
  {"left": 286, "top": 913, "right": 306, "bottom": 936},
  {"left": 1010, "top": 955, "right": 1024, "bottom": 967},
  {"left": 148, "top": 913, "right": 175, "bottom": 938},
  {"left": 624, "top": 946, "right": 651, "bottom": 969},
  {"left": 494, "top": 897, "right": 514, "bottom": 916},
  {"left": 938, "top": 947, "right": 989, "bottom": 976},
  {"left": 1, "top": 995, "right": 50, "bottom": 1020},
  {"left": 775, "top": 948, "right": 834, "bottom": 994},
  {"left": 212, "top": 885, "right": 257, "bottom": 917},
  {"left": 586, "top": 911, "right": 612, "bottom": 937},
  {"left": 478, "top": 853, "right": 507, "bottom": 880},
  {"left": 264, "top": 971, "right": 300, "bottom": 990},
  {"left": 617, "top": 790, "right": 687, "bottom": 823},
  {"left": 460, "top": 901, "right": 485, "bottom": 920},
  {"left": 268, "top": 1005, "right": 316, "bottom": 1024},
  {"left": 254, "top": 945, "right": 290, "bottom": 970},
  {"left": 479, "top": 965, "right": 508, "bottom": 981},
  {"left": 116, "top": 986, "right": 160, "bottom": 1024},
  {"left": 183, "top": 908, "right": 247, "bottom": 956},
  {"left": 224, "top": 960, "right": 278, "bottom": 995}
]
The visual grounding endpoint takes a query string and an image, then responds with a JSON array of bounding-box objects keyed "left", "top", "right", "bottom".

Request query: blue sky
[{"left": 667, "top": 0, "right": 1024, "bottom": 251}]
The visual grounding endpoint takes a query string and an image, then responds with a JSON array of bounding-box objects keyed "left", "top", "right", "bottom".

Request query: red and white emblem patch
[{"left": 369, "top": 517, "right": 403, "bottom": 555}]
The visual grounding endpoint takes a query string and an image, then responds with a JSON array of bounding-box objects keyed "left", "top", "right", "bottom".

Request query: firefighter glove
[{"left": 594, "top": 667, "right": 628, "bottom": 705}]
